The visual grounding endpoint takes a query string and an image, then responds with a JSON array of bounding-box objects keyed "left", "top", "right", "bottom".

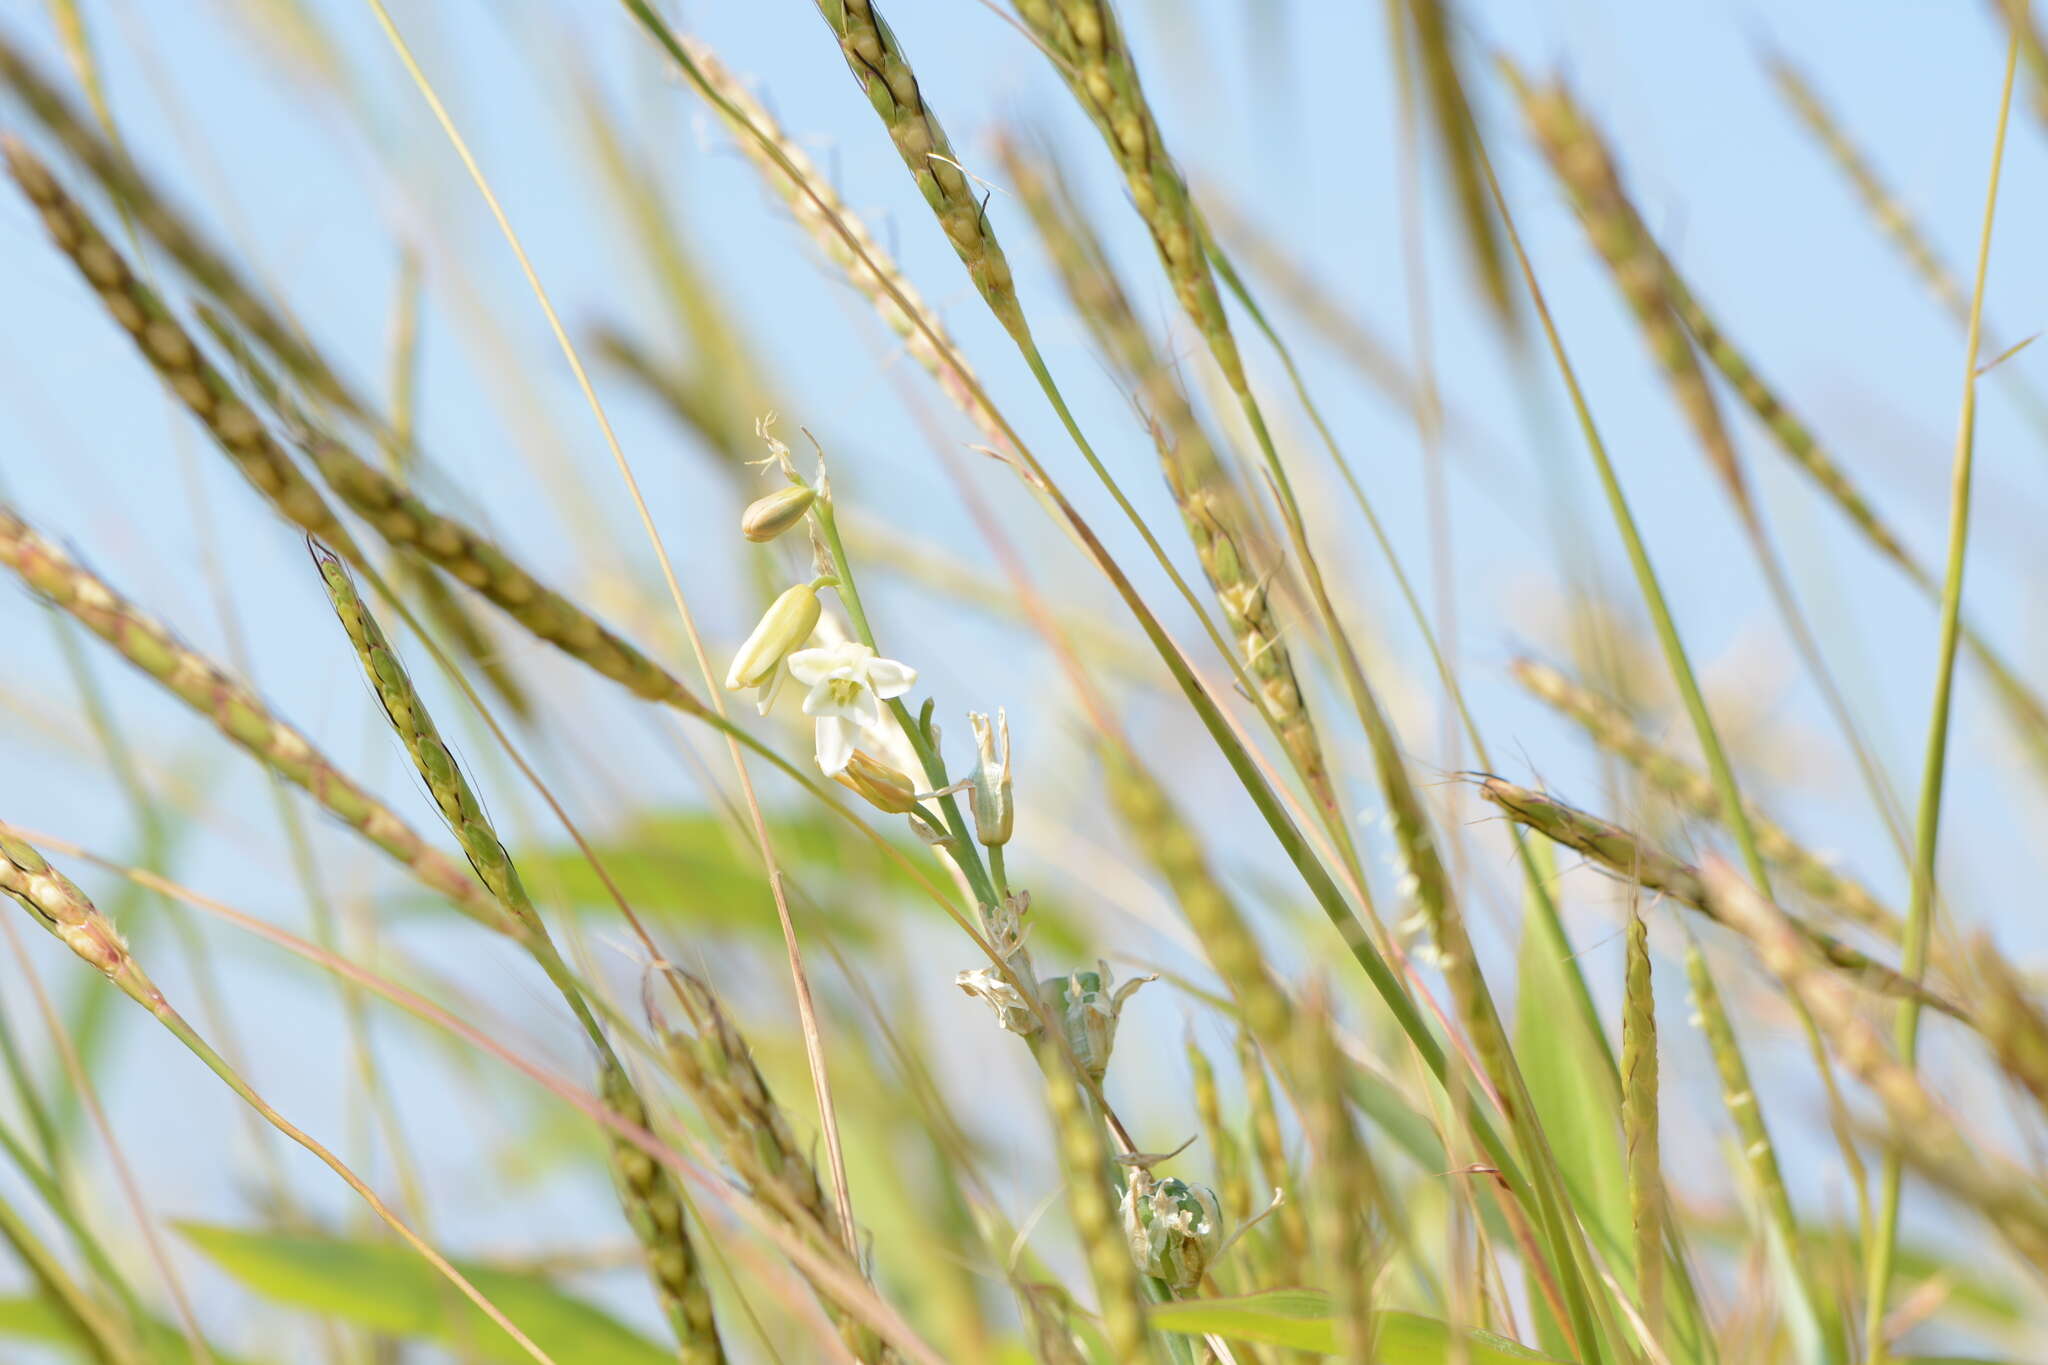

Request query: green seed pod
[
  {"left": 725, "top": 584, "right": 820, "bottom": 691},
  {"left": 740, "top": 483, "right": 817, "bottom": 542},
  {"left": 1121, "top": 1175, "right": 1225, "bottom": 1292},
  {"left": 1043, "top": 961, "right": 1152, "bottom": 1082}
]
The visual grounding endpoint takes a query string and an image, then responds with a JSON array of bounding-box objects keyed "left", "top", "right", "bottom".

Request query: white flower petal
[
  {"left": 815, "top": 716, "right": 855, "bottom": 776},
  {"left": 850, "top": 686, "right": 884, "bottom": 730},
  {"left": 801, "top": 680, "right": 838, "bottom": 717},
  {"left": 753, "top": 664, "right": 787, "bottom": 716},
  {"left": 787, "top": 648, "right": 836, "bottom": 686},
  {"left": 864, "top": 657, "right": 917, "bottom": 699}
]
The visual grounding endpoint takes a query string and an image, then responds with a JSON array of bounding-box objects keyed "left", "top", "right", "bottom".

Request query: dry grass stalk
[
  {"left": 293, "top": 413, "right": 706, "bottom": 715},
  {"left": 1512, "top": 658, "right": 1901, "bottom": 940},
  {"left": 0, "top": 504, "right": 502, "bottom": 929},
  {"left": 1478, "top": 778, "right": 1959, "bottom": 1019},
  {"left": 0, "top": 35, "right": 370, "bottom": 420},
  {"left": 3, "top": 139, "right": 360, "bottom": 559},
  {"left": 811, "top": 0, "right": 1027, "bottom": 341}
]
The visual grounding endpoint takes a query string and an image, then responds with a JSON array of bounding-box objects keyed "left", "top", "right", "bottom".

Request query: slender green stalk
[{"left": 1866, "top": 32, "right": 2019, "bottom": 1362}]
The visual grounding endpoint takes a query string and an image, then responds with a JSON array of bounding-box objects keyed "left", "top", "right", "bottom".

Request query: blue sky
[{"left": 0, "top": 0, "right": 2042, "bottom": 1351}]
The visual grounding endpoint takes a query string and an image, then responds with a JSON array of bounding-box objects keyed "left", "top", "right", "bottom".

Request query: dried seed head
[
  {"left": 967, "top": 708, "right": 1013, "bottom": 846},
  {"left": 1120, "top": 1175, "right": 1224, "bottom": 1292},
  {"left": 831, "top": 749, "right": 921, "bottom": 814},
  {"left": 740, "top": 483, "right": 817, "bottom": 542},
  {"left": 1043, "top": 961, "right": 1153, "bottom": 1082},
  {"left": 955, "top": 966, "right": 1038, "bottom": 1036},
  {"left": 725, "top": 584, "right": 821, "bottom": 692}
]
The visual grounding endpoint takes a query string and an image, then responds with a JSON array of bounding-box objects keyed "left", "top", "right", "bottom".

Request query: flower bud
[
  {"left": 725, "top": 584, "right": 820, "bottom": 692},
  {"left": 1043, "top": 960, "right": 1153, "bottom": 1082},
  {"left": 1121, "top": 1176, "right": 1224, "bottom": 1292},
  {"left": 832, "top": 750, "right": 921, "bottom": 814},
  {"left": 968, "top": 709, "right": 1013, "bottom": 846},
  {"left": 956, "top": 967, "right": 1038, "bottom": 1035},
  {"left": 740, "top": 483, "right": 817, "bottom": 542}
]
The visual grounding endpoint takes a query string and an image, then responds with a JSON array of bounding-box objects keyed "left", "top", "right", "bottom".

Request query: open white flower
[{"left": 786, "top": 640, "right": 917, "bottom": 775}]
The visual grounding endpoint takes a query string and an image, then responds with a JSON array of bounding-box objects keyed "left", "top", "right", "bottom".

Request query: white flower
[{"left": 786, "top": 640, "right": 916, "bottom": 775}]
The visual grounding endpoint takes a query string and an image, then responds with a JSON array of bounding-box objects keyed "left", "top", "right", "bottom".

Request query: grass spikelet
[
  {"left": 1478, "top": 778, "right": 1959, "bottom": 1018},
  {"left": 1765, "top": 53, "right": 1969, "bottom": 325},
  {"left": 1506, "top": 65, "right": 1748, "bottom": 516},
  {"left": 1971, "top": 938, "right": 2048, "bottom": 1116},
  {"left": 1702, "top": 860, "right": 2048, "bottom": 1275},
  {"left": 1682, "top": 941, "right": 1819, "bottom": 1333},
  {"left": 1006, "top": 148, "right": 1338, "bottom": 826},
  {"left": 315, "top": 552, "right": 726, "bottom": 1362},
  {"left": 1512, "top": 658, "right": 1902, "bottom": 939},
  {"left": 1199, "top": 193, "right": 1420, "bottom": 416},
  {"left": 1300, "top": 992, "right": 1378, "bottom": 1361},
  {"left": 296, "top": 415, "right": 706, "bottom": 715},
  {"left": 810, "top": 0, "right": 1027, "bottom": 342},
  {"left": 0, "top": 504, "right": 503, "bottom": 928},
  {"left": 1185, "top": 1036, "right": 1250, "bottom": 1238},
  {"left": 1238, "top": 1031, "right": 1308, "bottom": 1285},
  {"left": 1041, "top": 1049, "right": 1153, "bottom": 1363},
  {"left": 0, "top": 34, "right": 369, "bottom": 420},
  {"left": 655, "top": 969, "right": 891, "bottom": 1363},
  {"left": 679, "top": 38, "right": 1009, "bottom": 451},
  {"left": 1395, "top": 0, "right": 1514, "bottom": 328},
  {"left": 1101, "top": 744, "right": 1292, "bottom": 1045},
  {"left": 2, "top": 139, "right": 360, "bottom": 558},
  {"left": 1621, "top": 908, "right": 1665, "bottom": 1347},
  {"left": 1009, "top": 0, "right": 1246, "bottom": 392}
]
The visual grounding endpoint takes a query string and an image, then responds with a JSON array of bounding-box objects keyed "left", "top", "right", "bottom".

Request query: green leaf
[
  {"left": 0, "top": 1293, "right": 256, "bottom": 1364},
  {"left": 1147, "top": 1292, "right": 1570, "bottom": 1362},
  {"left": 178, "top": 1222, "right": 672, "bottom": 1364},
  {"left": 444, "top": 808, "right": 1081, "bottom": 953},
  {"left": 1513, "top": 890, "right": 1630, "bottom": 1358}
]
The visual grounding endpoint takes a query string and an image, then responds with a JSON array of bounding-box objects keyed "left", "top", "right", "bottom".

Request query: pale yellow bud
[
  {"left": 831, "top": 749, "right": 921, "bottom": 814},
  {"left": 725, "top": 584, "right": 820, "bottom": 691},
  {"left": 740, "top": 483, "right": 817, "bottom": 542}
]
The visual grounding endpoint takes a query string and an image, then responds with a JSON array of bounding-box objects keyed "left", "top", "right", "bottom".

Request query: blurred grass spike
[{"left": 1477, "top": 777, "right": 1964, "bottom": 1020}]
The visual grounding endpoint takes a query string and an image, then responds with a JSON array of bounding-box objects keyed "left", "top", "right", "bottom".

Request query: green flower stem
[
  {"left": 1866, "top": 32, "right": 2020, "bottom": 1365},
  {"left": 811, "top": 496, "right": 999, "bottom": 914}
]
